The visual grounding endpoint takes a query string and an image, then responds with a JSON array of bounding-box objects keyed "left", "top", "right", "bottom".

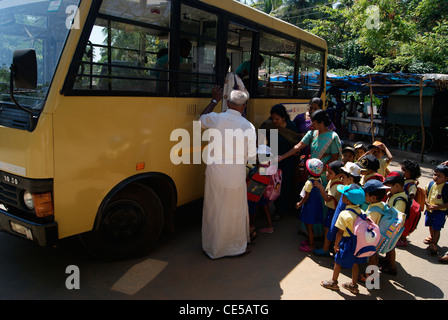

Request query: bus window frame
[{"left": 62, "top": 0, "right": 326, "bottom": 99}]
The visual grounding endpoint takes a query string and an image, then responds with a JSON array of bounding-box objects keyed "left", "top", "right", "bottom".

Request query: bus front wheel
[{"left": 80, "top": 184, "right": 164, "bottom": 260}]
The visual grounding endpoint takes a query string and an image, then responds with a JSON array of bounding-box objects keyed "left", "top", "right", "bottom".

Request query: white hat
[{"left": 341, "top": 161, "right": 361, "bottom": 177}]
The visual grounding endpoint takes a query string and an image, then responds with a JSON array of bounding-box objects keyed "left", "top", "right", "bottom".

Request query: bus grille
[{"left": 0, "top": 180, "right": 19, "bottom": 208}]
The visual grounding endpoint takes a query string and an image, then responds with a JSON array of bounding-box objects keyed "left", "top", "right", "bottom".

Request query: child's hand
[
  {"left": 295, "top": 202, "right": 301, "bottom": 210},
  {"left": 313, "top": 180, "right": 322, "bottom": 188},
  {"left": 334, "top": 245, "right": 340, "bottom": 253}
]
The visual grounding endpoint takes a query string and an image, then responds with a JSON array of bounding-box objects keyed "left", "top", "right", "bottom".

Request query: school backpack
[
  {"left": 247, "top": 172, "right": 270, "bottom": 202},
  {"left": 264, "top": 169, "right": 282, "bottom": 202},
  {"left": 393, "top": 195, "right": 421, "bottom": 237},
  {"left": 404, "top": 181, "right": 425, "bottom": 213},
  {"left": 365, "top": 173, "right": 385, "bottom": 183},
  {"left": 371, "top": 204, "right": 405, "bottom": 254},
  {"left": 346, "top": 208, "right": 381, "bottom": 258}
]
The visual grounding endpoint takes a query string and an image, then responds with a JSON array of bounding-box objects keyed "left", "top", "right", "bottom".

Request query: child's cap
[
  {"left": 357, "top": 155, "right": 380, "bottom": 172},
  {"left": 306, "top": 158, "right": 324, "bottom": 177},
  {"left": 368, "top": 141, "right": 383, "bottom": 150},
  {"left": 354, "top": 141, "right": 367, "bottom": 151},
  {"left": 327, "top": 160, "right": 344, "bottom": 173},
  {"left": 341, "top": 161, "right": 361, "bottom": 177},
  {"left": 342, "top": 146, "right": 355, "bottom": 156},
  {"left": 384, "top": 171, "right": 405, "bottom": 185},
  {"left": 435, "top": 164, "right": 448, "bottom": 177},
  {"left": 337, "top": 183, "right": 366, "bottom": 205},
  {"left": 363, "top": 179, "right": 390, "bottom": 193}
]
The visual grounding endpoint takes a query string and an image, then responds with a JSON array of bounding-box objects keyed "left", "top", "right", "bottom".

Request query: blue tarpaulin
[{"left": 326, "top": 72, "right": 448, "bottom": 96}]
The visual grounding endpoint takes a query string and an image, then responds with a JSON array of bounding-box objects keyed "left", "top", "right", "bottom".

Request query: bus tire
[{"left": 79, "top": 184, "right": 164, "bottom": 260}]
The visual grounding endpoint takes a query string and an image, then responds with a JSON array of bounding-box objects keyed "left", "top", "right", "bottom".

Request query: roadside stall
[{"left": 326, "top": 73, "right": 448, "bottom": 161}]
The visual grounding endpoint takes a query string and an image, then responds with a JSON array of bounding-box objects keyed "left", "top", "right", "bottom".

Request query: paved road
[{"left": 0, "top": 156, "right": 446, "bottom": 304}]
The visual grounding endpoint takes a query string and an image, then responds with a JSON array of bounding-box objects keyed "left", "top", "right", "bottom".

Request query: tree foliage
[{"left": 244, "top": 0, "right": 448, "bottom": 74}]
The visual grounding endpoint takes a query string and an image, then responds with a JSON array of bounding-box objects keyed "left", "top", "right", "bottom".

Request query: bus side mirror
[{"left": 11, "top": 49, "right": 37, "bottom": 90}]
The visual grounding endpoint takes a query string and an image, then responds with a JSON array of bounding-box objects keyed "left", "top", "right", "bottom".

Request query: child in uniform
[
  {"left": 357, "top": 154, "right": 384, "bottom": 185},
  {"left": 399, "top": 159, "right": 422, "bottom": 246},
  {"left": 424, "top": 164, "right": 448, "bottom": 255},
  {"left": 296, "top": 158, "right": 324, "bottom": 252},
  {"left": 382, "top": 171, "right": 408, "bottom": 275},
  {"left": 320, "top": 184, "right": 367, "bottom": 294},
  {"left": 313, "top": 160, "right": 344, "bottom": 256},
  {"left": 359, "top": 179, "right": 390, "bottom": 282},
  {"left": 327, "top": 162, "right": 362, "bottom": 244},
  {"left": 353, "top": 141, "right": 367, "bottom": 161},
  {"left": 368, "top": 141, "right": 393, "bottom": 178}
]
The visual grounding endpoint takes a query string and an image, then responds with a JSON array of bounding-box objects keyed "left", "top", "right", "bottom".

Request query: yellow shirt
[
  {"left": 325, "top": 179, "right": 343, "bottom": 209},
  {"left": 335, "top": 204, "right": 362, "bottom": 237},
  {"left": 425, "top": 182, "right": 448, "bottom": 212},
  {"left": 388, "top": 192, "right": 408, "bottom": 213},
  {"left": 366, "top": 201, "right": 385, "bottom": 225},
  {"left": 378, "top": 157, "right": 389, "bottom": 177},
  {"left": 302, "top": 177, "right": 321, "bottom": 194}
]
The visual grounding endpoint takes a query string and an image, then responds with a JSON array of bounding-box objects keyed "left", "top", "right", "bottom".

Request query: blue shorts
[{"left": 425, "top": 210, "right": 447, "bottom": 231}]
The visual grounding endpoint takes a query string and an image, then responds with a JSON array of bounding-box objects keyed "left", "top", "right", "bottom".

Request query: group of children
[
  {"left": 247, "top": 138, "right": 448, "bottom": 294},
  {"left": 292, "top": 140, "right": 448, "bottom": 294}
]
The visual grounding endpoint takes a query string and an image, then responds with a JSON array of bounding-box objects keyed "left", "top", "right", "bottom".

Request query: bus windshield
[{"left": 0, "top": 0, "right": 81, "bottom": 110}]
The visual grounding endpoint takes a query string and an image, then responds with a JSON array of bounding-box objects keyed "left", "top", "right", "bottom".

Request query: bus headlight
[
  {"left": 23, "top": 191, "right": 35, "bottom": 210},
  {"left": 23, "top": 190, "right": 54, "bottom": 217}
]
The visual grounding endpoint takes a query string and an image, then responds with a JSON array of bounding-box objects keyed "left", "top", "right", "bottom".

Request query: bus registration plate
[{"left": 10, "top": 222, "right": 33, "bottom": 240}]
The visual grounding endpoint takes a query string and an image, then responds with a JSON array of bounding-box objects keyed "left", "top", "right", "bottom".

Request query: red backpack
[
  {"left": 404, "top": 181, "right": 425, "bottom": 213},
  {"left": 393, "top": 195, "right": 421, "bottom": 237}
]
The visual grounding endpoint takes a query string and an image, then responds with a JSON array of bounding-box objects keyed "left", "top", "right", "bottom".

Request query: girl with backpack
[
  {"left": 400, "top": 159, "right": 423, "bottom": 247},
  {"left": 296, "top": 158, "right": 324, "bottom": 252},
  {"left": 320, "top": 184, "right": 367, "bottom": 294}
]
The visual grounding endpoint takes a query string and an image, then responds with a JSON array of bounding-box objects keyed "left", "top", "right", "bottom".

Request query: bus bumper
[{"left": 0, "top": 208, "right": 58, "bottom": 247}]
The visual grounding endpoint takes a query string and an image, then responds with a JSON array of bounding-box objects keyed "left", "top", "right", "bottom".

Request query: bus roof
[{"left": 200, "top": 0, "right": 327, "bottom": 50}]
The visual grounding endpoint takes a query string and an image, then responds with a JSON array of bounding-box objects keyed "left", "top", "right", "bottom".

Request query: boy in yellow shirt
[
  {"left": 359, "top": 179, "right": 390, "bottom": 282},
  {"left": 382, "top": 171, "right": 408, "bottom": 275},
  {"left": 424, "top": 165, "right": 448, "bottom": 255},
  {"left": 320, "top": 184, "right": 366, "bottom": 294}
]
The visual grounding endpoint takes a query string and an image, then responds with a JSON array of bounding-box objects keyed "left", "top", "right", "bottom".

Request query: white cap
[{"left": 341, "top": 161, "right": 361, "bottom": 177}]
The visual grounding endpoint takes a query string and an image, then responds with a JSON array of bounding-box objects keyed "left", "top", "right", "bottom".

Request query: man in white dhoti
[{"left": 199, "top": 86, "right": 257, "bottom": 259}]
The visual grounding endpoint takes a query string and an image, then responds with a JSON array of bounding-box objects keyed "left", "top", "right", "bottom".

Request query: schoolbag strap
[
  {"left": 393, "top": 196, "right": 408, "bottom": 207},
  {"left": 346, "top": 207, "right": 363, "bottom": 218}
]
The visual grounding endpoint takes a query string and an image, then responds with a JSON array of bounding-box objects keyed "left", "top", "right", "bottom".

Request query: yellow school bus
[{"left": 0, "top": 0, "right": 327, "bottom": 259}]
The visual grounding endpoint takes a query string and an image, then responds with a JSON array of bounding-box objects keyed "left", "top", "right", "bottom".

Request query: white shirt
[{"left": 200, "top": 109, "right": 257, "bottom": 188}]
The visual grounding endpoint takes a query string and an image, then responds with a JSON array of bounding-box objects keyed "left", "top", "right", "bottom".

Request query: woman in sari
[
  {"left": 279, "top": 110, "right": 342, "bottom": 238},
  {"left": 279, "top": 109, "right": 342, "bottom": 182}
]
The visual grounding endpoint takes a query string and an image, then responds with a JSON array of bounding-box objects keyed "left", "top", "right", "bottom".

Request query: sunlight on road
[{"left": 111, "top": 258, "right": 168, "bottom": 295}]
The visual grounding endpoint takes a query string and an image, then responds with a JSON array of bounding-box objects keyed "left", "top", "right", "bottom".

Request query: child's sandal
[
  {"left": 320, "top": 280, "right": 339, "bottom": 291},
  {"left": 342, "top": 282, "right": 359, "bottom": 294},
  {"left": 427, "top": 243, "right": 438, "bottom": 255}
]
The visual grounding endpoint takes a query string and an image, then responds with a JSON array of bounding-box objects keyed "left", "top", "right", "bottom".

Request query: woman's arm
[{"left": 278, "top": 140, "right": 307, "bottom": 161}]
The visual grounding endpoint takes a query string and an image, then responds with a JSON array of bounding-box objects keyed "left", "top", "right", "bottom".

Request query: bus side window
[
  {"left": 73, "top": 18, "right": 169, "bottom": 94},
  {"left": 178, "top": 4, "right": 217, "bottom": 95}
]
